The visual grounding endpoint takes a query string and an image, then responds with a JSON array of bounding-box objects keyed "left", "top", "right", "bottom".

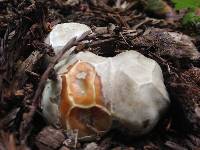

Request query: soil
[{"left": 0, "top": 0, "right": 200, "bottom": 150}]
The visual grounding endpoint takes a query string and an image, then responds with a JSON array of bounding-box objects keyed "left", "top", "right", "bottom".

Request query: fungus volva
[
  {"left": 42, "top": 51, "right": 170, "bottom": 137},
  {"left": 45, "top": 22, "right": 92, "bottom": 54},
  {"left": 42, "top": 23, "right": 170, "bottom": 138}
]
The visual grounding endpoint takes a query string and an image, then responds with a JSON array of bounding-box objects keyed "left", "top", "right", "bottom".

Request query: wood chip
[{"left": 35, "top": 126, "right": 65, "bottom": 150}]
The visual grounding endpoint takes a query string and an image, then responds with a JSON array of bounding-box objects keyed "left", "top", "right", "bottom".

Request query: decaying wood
[
  {"left": 132, "top": 28, "right": 200, "bottom": 59},
  {"left": 35, "top": 126, "right": 65, "bottom": 150}
]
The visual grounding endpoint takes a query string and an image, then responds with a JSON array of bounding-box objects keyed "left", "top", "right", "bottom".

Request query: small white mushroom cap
[
  {"left": 42, "top": 50, "right": 170, "bottom": 136},
  {"left": 45, "top": 23, "right": 91, "bottom": 54}
]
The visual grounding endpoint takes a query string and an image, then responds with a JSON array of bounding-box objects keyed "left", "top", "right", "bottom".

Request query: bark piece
[
  {"left": 35, "top": 126, "right": 65, "bottom": 150},
  {"left": 133, "top": 28, "right": 200, "bottom": 60}
]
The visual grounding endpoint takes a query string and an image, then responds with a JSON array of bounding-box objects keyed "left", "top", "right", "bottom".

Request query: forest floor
[{"left": 0, "top": 0, "right": 200, "bottom": 150}]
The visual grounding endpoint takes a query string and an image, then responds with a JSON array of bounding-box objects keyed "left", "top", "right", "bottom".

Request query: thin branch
[{"left": 32, "top": 37, "right": 76, "bottom": 106}]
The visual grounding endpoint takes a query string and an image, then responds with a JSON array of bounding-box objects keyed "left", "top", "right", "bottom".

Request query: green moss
[
  {"left": 182, "top": 12, "right": 200, "bottom": 26},
  {"left": 172, "top": 0, "right": 200, "bottom": 10},
  {"left": 172, "top": 0, "right": 200, "bottom": 27}
]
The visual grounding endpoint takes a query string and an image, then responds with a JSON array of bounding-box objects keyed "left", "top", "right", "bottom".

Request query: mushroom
[
  {"left": 42, "top": 23, "right": 170, "bottom": 138},
  {"left": 42, "top": 50, "right": 170, "bottom": 138},
  {"left": 44, "top": 22, "right": 91, "bottom": 54}
]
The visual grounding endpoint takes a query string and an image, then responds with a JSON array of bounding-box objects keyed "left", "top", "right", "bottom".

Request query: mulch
[{"left": 0, "top": 0, "right": 200, "bottom": 149}]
